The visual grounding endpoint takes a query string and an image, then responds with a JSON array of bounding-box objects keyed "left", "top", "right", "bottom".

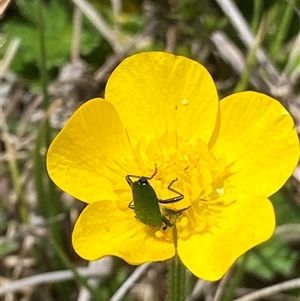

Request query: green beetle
[{"left": 126, "top": 168, "right": 185, "bottom": 227}]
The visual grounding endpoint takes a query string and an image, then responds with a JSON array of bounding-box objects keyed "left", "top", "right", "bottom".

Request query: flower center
[{"left": 132, "top": 131, "right": 231, "bottom": 239}]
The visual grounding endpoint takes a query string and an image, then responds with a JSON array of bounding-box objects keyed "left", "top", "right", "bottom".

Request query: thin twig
[
  {"left": 213, "top": 268, "right": 234, "bottom": 301},
  {"left": 77, "top": 258, "right": 113, "bottom": 301},
  {"left": 72, "top": 0, "right": 122, "bottom": 52},
  {"left": 109, "top": 263, "right": 152, "bottom": 301},
  {"left": 165, "top": 25, "right": 178, "bottom": 53},
  {"left": 185, "top": 280, "right": 212, "bottom": 301},
  {"left": 233, "top": 278, "right": 300, "bottom": 301},
  {"left": 71, "top": 6, "right": 83, "bottom": 62},
  {"left": 0, "top": 0, "right": 12, "bottom": 16},
  {"left": 93, "top": 21, "right": 157, "bottom": 83},
  {"left": 110, "top": 0, "right": 122, "bottom": 32},
  {"left": 275, "top": 223, "right": 300, "bottom": 244},
  {"left": 1, "top": 263, "right": 112, "bottom": 295},
  {"left": 211, "top": 31, "right": 270, "bottom": 92},
  {"left": 234, "top": 13, "right": 267, "bottom": 92},
  {"left": 284, "top": 0, "right": 300, "bottom": 16},
  {"left": 214, "top": 0, "right": 280, "bottom": 82},
  {"left": 283, "top": 32, "right": 300, "bottom": 81},
  {"left": 0, "top": 37, "right": 21, "bottom": 77},
  {"left": 293, "top": 165, "right": 300, "bottom": 183},
  {"left": 0, "top": 106, "right": 27, "bottom": 222}
]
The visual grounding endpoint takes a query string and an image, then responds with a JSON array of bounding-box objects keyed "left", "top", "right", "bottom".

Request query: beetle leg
[
  {"left": 167, "top": 178, "right": 184, "bottom": 198},
  {"left": 161, "top": 205, "right": 191, "bottom": 230},
  {"left": 150, "top": 164, "right": 158, "bottom": 179},
  {"left": 159, "top": 179, "right": 184, "bottom": 204},
  {"left": 162, "top": 216, "right": 174, "bottom": 230}
]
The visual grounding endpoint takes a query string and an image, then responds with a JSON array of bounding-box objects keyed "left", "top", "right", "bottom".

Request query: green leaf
[
  {"left": 0, "top": 238, "right": 19, "bottom": 256},
  {"left": 4, "top": 0, "right": 101, "bottom": 74},
  {"left": 245, "top": 237, "right": 298, "bottom": 280},
  {"left": 271, "top": 186, "right": 300, "bottom": 225}
]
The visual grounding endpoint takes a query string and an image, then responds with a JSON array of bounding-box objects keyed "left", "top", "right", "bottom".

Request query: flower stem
[{"left": 167, "top": 227, "right": 186, "bottom": 301}]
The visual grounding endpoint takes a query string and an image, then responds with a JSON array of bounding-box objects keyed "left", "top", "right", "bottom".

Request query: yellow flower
[{"left": 46, "top": 52, "right": 299, "bottom": 281}]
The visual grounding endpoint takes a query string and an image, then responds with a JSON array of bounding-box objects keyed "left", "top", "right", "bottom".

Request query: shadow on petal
[{"left": 73, "top": 200, "right": 175, "bottom": 264}]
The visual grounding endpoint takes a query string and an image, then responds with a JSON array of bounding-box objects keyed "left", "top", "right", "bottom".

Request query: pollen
[
  {"left": 182, "top": 99, "right": 189, "bottom": 106},
  {"left": 155, "top": 230, "right": 164, "bottom": 238},
  {"left": 155, "top": 228, "right": 173, "bottom": 241}
]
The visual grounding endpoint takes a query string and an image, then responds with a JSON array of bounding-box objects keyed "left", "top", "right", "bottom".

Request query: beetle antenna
[
  {"left": 167, "top": 178, "right": 178, "bottom": 189},
  {"left": 150, "top": 164, "right": 158, "bottom": 179}
]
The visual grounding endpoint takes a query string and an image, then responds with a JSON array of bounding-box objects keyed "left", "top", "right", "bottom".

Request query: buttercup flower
[{"left": 47, "top": 52, "right": 299, "bottom": 281}]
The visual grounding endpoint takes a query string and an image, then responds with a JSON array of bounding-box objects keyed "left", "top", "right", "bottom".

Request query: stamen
[{"left": 131, "top": 131, "right": 230, "bottom": 240}]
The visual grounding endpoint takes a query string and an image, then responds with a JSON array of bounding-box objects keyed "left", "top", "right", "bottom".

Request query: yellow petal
[
  {"left": 105, "top": 52, "right": 218, "bottom": 145},
  {"left": 72, "top": 200, "right": 175, "bottom": 263},
  {"left": 47, "top": 99, "right": 134, "bottom": 203},
  {"left": 178, "top": 196, "right": 275, "bottom": 281},
  {"left": 211, "top": 92, "right": 299, "bottom": 198}
]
